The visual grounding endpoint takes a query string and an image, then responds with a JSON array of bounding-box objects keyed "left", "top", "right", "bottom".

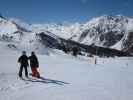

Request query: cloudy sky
[{"left": 0, "top": 0, "right": 132, "bottom": 23}]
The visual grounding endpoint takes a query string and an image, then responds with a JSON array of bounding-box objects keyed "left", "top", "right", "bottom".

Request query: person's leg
[
  {"left": 35, "top": 68, "right": 40, "bottom": 78},
  {"left": 24, "top": 66, "right": 28, "bottom": 77},
  {"left": 19, "top": 65, "right": 23, "bottom": 77},
  {"left": 32, "top": 67, "right": 40, "bottom": 77},
  {"left": 31, "top": 67, "right": 36, "bottom": 77}
]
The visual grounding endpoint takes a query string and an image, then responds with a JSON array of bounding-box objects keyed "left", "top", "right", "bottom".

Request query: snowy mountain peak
[
  {"left": 0, "top": 17, "right": 18, "bottom": 35},
  {"left": 68, "top": 15, "right": 133, "bottom": 51}
]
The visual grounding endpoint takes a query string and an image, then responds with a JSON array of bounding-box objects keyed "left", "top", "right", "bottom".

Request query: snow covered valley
[{"left": 0, "top": 48, "right": 133, "bottom": 100}]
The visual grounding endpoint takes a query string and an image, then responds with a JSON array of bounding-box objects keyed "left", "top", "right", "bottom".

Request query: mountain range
[{"left": 0, "top": 15, "right": 133, "bottom": 55}]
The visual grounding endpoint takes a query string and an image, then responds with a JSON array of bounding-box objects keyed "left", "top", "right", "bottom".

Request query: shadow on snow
[{"left": 21, "top": 76, "right": 70, "bottom": 85}]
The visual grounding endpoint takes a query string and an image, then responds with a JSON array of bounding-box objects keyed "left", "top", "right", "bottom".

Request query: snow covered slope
[
  {"left": 0, "top": 48, "right": 133, "bottom": 100},
  {"left": 76, "top": 15, "right": 133, "bottom": 50},
  {"left": 0, "top": 16, "right": 50, "bottom": 54},
  {"left": 31, "top": 22, "right": 82, "bottom": 39},
  {"left": 0, "top": 17, "right": 18, "bottom": 35}
]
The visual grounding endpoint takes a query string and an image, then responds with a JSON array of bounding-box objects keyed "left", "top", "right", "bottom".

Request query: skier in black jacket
[
  {"left": 18, "top": 51, "right": 29, "bottom": 78},
  {"left": 29, "top": 51, "right": 40, "bottom": 78}
]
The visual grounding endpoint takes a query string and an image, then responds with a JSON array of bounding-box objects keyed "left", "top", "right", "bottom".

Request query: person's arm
[
  {"left": 36, "top": 56, "right": 39, "bottom": 68},
  {"left": 18, "top": 56, "right": 21, "bottom": 63}
]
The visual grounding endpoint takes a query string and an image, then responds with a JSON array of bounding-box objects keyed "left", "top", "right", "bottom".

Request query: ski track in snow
[{"left": 0, "top": 50, "right": 133, "bottom": 100}]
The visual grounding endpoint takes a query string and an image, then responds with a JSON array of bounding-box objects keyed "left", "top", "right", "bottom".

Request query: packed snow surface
[{"left": 0, "top": 48, "right": 133, "bottom": 100}]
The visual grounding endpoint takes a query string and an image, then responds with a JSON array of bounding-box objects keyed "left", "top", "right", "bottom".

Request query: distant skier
[
  {"left": 18, "top": 51, "right": 29, "bottom": 78},
  {"left": 29, "top": 51, "right": 40, "bottom": 78}
]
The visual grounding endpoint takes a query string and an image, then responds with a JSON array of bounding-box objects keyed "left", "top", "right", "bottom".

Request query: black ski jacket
[
  {"left": 18, "top": 55, "right": 29, "bottom": 67},
  {"left": 29, "top": 55, "right": 39, "bottom": 68}
]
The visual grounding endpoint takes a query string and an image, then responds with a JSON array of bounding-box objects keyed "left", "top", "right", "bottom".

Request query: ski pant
[
  {"left": 19, "top": 65, "right": 28, "bottom": 77},
  {"left": 31, "top": 67, "right": 40, "bottom": 77}
]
